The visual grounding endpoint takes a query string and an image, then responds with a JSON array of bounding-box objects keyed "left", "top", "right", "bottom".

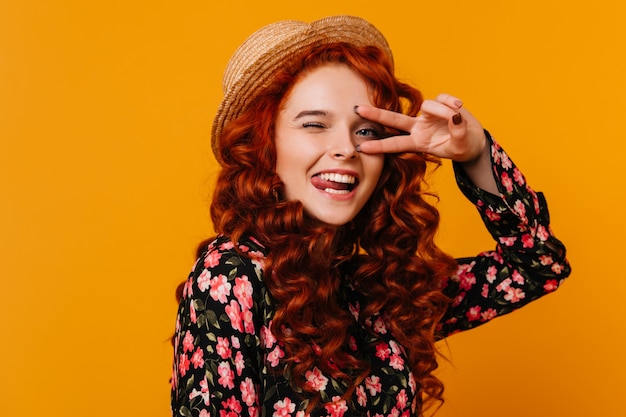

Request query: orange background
[{"left": 1, "top": 1, "right": 624, "bottom": 416}]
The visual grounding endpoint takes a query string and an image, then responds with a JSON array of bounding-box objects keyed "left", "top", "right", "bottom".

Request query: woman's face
[{"left": 274, "top": 64, "right": 385, "bottom": 226}]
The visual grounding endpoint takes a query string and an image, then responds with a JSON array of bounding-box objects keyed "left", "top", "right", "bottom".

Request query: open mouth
[{"left": 311, "top": 172, "right": 358, "bottom": 195}]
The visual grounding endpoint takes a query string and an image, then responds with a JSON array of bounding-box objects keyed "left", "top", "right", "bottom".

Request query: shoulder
[
  {"left": 194, "top": 234, "right": 267, "bottom": 279},
  {"left": 181, "top": 234, "right": 269, "bottom": 311}
]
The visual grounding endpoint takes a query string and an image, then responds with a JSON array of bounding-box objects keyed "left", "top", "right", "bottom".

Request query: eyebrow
[{"left": 293, "top": 110, "right": 328, "bottom": 120}]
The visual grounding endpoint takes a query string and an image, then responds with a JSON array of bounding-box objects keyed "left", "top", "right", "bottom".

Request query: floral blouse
[{"left": 171, "top": 134, "right": 571, "bottom": 417}]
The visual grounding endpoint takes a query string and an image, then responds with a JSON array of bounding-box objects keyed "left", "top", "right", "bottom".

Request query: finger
[
  {"left": 354, "top": 105, "right": 416, "bottom": 132},
  {"left": 357, "top": 136, "right": 408, "bottom": 154},
  {"left": 420, "top": 99, "right": 459, "bottom": 120},
  {"left": 435, "top": 93, "right": 464, "bottom": 110}
]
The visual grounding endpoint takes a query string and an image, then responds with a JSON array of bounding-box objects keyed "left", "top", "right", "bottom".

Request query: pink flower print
[
  {"left": 544, "top": 279, "right": 558, "bottom": 292},
  {"left": 408, "top": 372, "right": 417, "bottom": 394},
  {"left": 234, "top": 275, "right": 253, "bottom": 310},
  {"left": 480, "top": 308, "right": 498, "bottom": 322},
  {"left": 325, "top": 396, "right": 348, "bottom": 417},
  {"left": 492, "top": 146, "right": 501, "bottom": 164},
  {"left": 249, "top": 250, "right": 266, "bottom": 270},
  {"left": 466, "top": 305, "right": 482, "bottom": 322},
  {"left": 486, "top": 265, "right": 498, "bottom": 283},
  {"left": 204, "top": 249, "right": 222, "bottom": 268},
  {"left": 225, "top": 300, "right": 244, "bottom": 332},
  {"left": 551, "top": 263, "right": 565, "bottom": 274},
  {"left": 305, "top": 367, "right": 329, "bottom": 391},
  {"left": 243, "top": 309, "right": 255, "bottom": 335},
  {"left": 249, "top": 236, "right": 265, "bottom": 248},
  {"left": 216, "top": 337, "right": 231, "bottom": 359},
  {"left": 513, "top": 199, "right": 526, "bottom": 217},
  {"left": 241, "top": 377, "right": 257, "bottom": 406},
  {"left": 189, "top": 375, "right": 210, "bottom": 406},
  {"left": 513, "top": 167, "right": 525, "bottom": 185},
  {"left": 389, "top": 340, "right": 404, "bottom": 355},
  {"left": 356, "top": 385, "right": 367, "bottom": 407},
  {"left": 261, "top": 324, "right": 276, "bottom": 349},
  {"left": 501, "top": 172, "right": 513, "bottom": 192},
  {"left": 537, "top": 225, "right": 550, "bottom": 241},
  {"left": 483, "top": 250, "right": 504, "bottom": 264},
  {"left": 365, "top": 375, "right": 382, "bottom": 396},
  {"left": 496, "top": 278, "right": 512, "bottom": 293},
  {"left": 312, "top": 343, "right": 322, "bottom": 356},
  {"left": 539, "top": 254, "right": 554, "bottom": 266},
  {"left": 182, "top": 330, "right": 195, "bottom": 353},
  {"left": 190, "top": 346, "right": 204, "bottom": 369},
  {"left": 210, "top": 274, "right": 232, "bottom": 304},
  {"left": 231, "top": 335, "right": 241, "bottom": 349},
  {"left": 459, "top": 271, "right": 476, "bottom": 291},
  {"left": 348, "top": 336, "right": 357, "bottom": 351},
  {"left": 511, "top": 270, "right": 525, "bottom": 285},
  {"left": 222, "top": 396, "right": 243, "bottom": 414},
  {"left": 348, "top": 302, "right": 360, "bottom": 320},
  {"left": 396, "top": 389, "right": 408, "bottom": 410},
  {"left": 372, "top": 316, "right": 387, "bottom": 334},
  {"left": 499, "top": 236, "right": 517, "bottom": 247},
  {"left": 178, "top": 353, "right": 190, "bottom": 377},
  {"left": 171, "top": 364, "right": 178, "bottom": 391},
  {"left": 484, "top": 207, "right": 501, "bottom": 221},
  {"left": 189, "top": 301, "right": 197, "bottom": 324},
  {"left": 235, "top": 351, "right": 245, "bottom": 376},
  {"left": 456, "top": 261, "right": 475, "bottom": 279},
  {"left": 389, "top": 354, "right": 405, "bottom": 370},
  {"left": 522, "top": 233, "right": 535, "bottom": 249},
  {"left": 273, "top": 397, "right": 296, "bottom": 417},
  {"left": 199, "top": 410, "right": 210, "bottom": 417},
  {"left": 267, "top": 345, "right": 285, "bottom": 367},
  {"left": 501, "top": 152, "right": 513, "bottom": 169},
  {"left": 452, "top": 291, "right": 466, "bottom": 307},
  {"left": 481, "top": 283, "right": 489, "bottom": 298},
  {"left": 504, "top": 287, "right": 525, "bottom": 303},
  {"left": 197, "top": 269, "right": 211, "bottom": 292},
  {"left": 219, "top": 240, "right": 235, "bottom": 251},
  {"left": 375, "top": 342, "right": 391, "bottom": 360},
  {"left": 217, "top": 361, "right": 235, "bottom": 389}
]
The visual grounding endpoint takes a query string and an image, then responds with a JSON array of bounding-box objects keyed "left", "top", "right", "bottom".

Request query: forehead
[{"left": 281, "top": 64, "right": 373, "bottom": 110}]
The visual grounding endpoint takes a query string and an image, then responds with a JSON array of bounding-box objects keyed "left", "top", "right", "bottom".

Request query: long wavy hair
[{"left": 206, "top": 42, "right": 458, "bottom": 414}]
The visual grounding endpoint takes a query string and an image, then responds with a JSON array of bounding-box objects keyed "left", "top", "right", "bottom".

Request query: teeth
[
  {"left": 324, "top": 188, "right": 350, "bottom": 195},
  {"left": 319, "top": 173, "right": 356, "bottom": 184}
]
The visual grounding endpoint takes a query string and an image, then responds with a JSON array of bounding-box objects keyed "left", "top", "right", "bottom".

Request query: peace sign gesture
[{"left": 356, "top": 94, "right": 487, "bottom": 163}]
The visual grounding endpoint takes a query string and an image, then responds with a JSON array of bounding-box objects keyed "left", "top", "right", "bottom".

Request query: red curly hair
[{"left": 207, "top": 43, "right": 458, "bottom": 414}]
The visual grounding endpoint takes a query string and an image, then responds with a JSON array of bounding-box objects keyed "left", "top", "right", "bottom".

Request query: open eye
[{"left": 356, "top": 126, "right": 383, "bottom": 139}]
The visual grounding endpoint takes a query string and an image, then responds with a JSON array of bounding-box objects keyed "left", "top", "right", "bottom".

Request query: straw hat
[{"left": 211, "top": 15, "right": 394, "bottom": 162}]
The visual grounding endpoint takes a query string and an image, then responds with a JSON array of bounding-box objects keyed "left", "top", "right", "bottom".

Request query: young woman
[{"left": 171, "top": 15, "right": 570, "bottom": 417}]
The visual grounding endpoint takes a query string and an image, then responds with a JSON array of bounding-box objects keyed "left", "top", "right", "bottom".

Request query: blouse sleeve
[
  {"left": 171, "top": 236, "right": 268, "bottom": 417},
  {"left": 437, "top": 131, "right": 571, "bottom": 337}
]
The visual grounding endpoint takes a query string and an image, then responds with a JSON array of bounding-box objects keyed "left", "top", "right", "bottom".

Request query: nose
[{"left": 328, "top": 131, "right": 358, "bottom": 160}]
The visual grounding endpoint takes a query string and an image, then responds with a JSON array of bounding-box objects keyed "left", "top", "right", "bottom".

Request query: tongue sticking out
[{"left": 311, "top": 175, "right": 352, "bottom": 191}]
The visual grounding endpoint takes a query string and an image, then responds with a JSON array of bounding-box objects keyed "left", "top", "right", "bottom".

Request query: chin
[{"left": 308, "top": 211, "right": 358, "bottom": 227}]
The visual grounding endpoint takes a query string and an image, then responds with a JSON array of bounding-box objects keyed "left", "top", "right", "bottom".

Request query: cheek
[{"left": 368, "top": 157, "right": 385, "bottom": 184}]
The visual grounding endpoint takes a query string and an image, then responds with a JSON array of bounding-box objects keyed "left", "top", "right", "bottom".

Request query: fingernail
[
  {"left": 454, "top": 100, "right": 463, "bottom": 109},
  {"left": 355, "top": 145, "right": 362, "bottom": 152},
  {"left": 353, "top": 105, "right": 360, "bottom": 116},
  {"left": 452, "top": 113, "right": 462, "bottom": 125}
]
